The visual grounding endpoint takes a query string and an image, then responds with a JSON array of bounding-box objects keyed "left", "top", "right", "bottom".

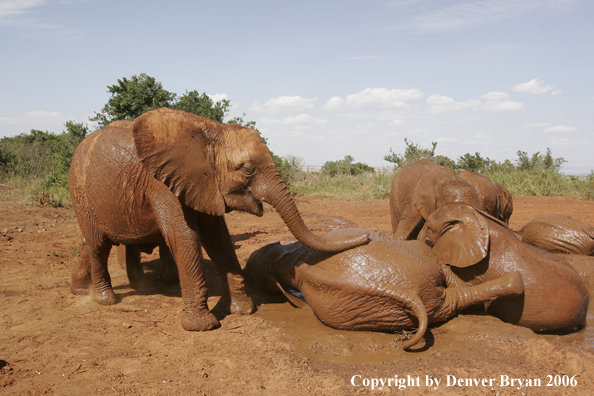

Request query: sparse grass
[
  {"left": 291, "top": 169, "right": 395, "bottom": 200},
  {"left": 485, "top": 169, "right": 594, "bottom": 199},
  {"left": 289, "top": 168, "right": 594, "bottom": 201}
]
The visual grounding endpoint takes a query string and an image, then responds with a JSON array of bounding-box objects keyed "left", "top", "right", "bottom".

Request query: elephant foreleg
[
  {"left": 393, "top": 208, "right": 425, "bottom": 240},
  {"left": 195, "top": 212, "right": 255, "bottom": 315},
  {"left": 435, "top": 271, "right": 524, "bottom": 322}
]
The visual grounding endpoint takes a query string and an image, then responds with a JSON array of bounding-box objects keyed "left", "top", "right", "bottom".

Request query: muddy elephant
[
  {"left": 389, "top": 160, "right": 483, "bottom": 240},
  {"left": 68, "top": 108, "right": 368, "bottom": 331},
  {"left": 419, "top": 203, "right": 589, "bottom": 333},
  {"left": 245, "top": 228, "right": 524, "bottom": 350},
  {"left": 116, "top": 243, "right": 179, "bottom": 289},
  {"left": 457, "top": 170, "right": 513, "bottom": 225},
  {"left": 519, "top": 214, "right": 594, "bottom": 256}
]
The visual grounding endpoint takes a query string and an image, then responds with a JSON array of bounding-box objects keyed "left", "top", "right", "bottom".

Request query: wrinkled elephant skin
[
  {"left": 520, "top": 214, "right": 594, "bottom": 256},
  {"left": 419, "top": 203, "right": 589, "bottom": 333},
  {"left": 245, "top": 228, "right": 524, "bottom": 350},
  {"left": 68, "top": 108, "right": 368, "bottom": 331},
  {"left": 457, "top": 170, "right": 513, "bottom": 225}
]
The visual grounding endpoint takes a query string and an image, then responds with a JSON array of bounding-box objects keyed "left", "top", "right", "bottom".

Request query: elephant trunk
[{"left": 254, "top": 169, "right": 368, "bottom": 253}]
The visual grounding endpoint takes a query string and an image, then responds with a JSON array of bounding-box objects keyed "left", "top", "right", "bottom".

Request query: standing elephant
[
  {"left": 245, "top": 228, "right": 524, "bottom": 350},
  {"left": 519, "top": 214, "right": 594, "bottom": 256},
  {"left": 389, "top": 160, "right": 482, "bottom": 240},
  {"left": 457, "top": 170, "right": 513, "bottom": 225},
  {"left": 68, "top": 108, "right": 368, "bottom": 331},
  {"left": 419, "top": 203, "right": 589, "bottom": 333}
]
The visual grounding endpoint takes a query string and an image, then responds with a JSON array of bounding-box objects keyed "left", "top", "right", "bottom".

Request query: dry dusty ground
[{"left": 2, "top": 190, "right": 594, "bottom": 395}]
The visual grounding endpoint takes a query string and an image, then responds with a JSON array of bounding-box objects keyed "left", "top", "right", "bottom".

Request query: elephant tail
[{"left": 398, "top": 292, "right": 429, "bottom": 351}]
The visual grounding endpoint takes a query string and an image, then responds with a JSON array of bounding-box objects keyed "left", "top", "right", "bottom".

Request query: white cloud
[
  {"left": 322, "top": 96, "right": 345, "bottom": 111},
  {"left": 0, "top": 0, "right": 45, "bottom": 18},
  {"left": 258, "top": 114, "right": 328, "bottom": 126},
  {"left": 480, "top": 92, "right": 524, "bottom": 114},
  {"left": 345, "top": 88, "right": 424, "bottom": 109},
  {"left": 426, "top": 94, "right": 480, "bottom": 114},
  {"left": 208, "top": 93, "right": 229, "bottom": 103},
  {"left": 543, "top": 124, "right": 578, "bottom": 133},
  {"left": 525, "top": 122, "right": 552, "bottom": 128},
  {"left": 376, "top": 111, "right": 406, "bottom": 126},
  {"left": 0, "top": 110, "right": 71, "bottom": 126},
  {"left": 512, "top": 78, "right": 556, "bottom": 95},
  {"left": 550, "top": 89, "right": 563, "bottom": 96},
  {"left": 250, "top": 96, "right": 317, "bottom": 113},
  {"left": 400, "top": 0, "right": 582, "bottom": 33}
]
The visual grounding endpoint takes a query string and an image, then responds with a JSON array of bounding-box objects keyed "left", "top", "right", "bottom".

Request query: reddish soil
[{"left": 2, "top": 192, "right": 594, "bottom": 395}]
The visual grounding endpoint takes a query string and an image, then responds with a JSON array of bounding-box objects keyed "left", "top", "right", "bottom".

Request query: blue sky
[{"left": 1, "top": 0, "right": 592, "bottom": 174}]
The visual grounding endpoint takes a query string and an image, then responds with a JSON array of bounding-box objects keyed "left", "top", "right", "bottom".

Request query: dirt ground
[{"left": 2, "top": 190, "right": 594, "bottom": 395}]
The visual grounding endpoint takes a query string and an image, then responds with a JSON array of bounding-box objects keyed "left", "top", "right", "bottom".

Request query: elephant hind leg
[
  {"left": 437, "top": 271, "right": 524, "bottom": 322},
  {"left": 70, "top": 241, "right": 92, "bottom": 295},
  {"left": 88, "top": 238, "right": 117, "bottom": 305}
]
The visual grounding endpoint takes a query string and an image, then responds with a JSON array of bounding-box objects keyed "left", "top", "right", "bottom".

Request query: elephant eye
[{"left": 241, "top": 163, "right": 255, "bottom": 176}]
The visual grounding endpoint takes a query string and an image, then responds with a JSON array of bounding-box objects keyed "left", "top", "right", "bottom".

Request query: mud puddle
[{"left": 255, "top": 300, "right": 594, "bottom": 364}]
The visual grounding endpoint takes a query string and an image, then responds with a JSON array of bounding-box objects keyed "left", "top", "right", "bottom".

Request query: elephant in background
[
  {"left": 457, "top": 170, "right": 513, "bottom": 225},
  {"left": 390, "top": 160, "right": 467, "bottom": 240},
  {"left": 116, "top": 243, "right": 179, "bottom": 289},
  {"left": 245, "top": 228, "right": 524, "bottom": 350},
  {"left": 419, "top": 203, "right": 589, "bottom": 333},
  {"left": 390, "top": 160, "right": 513, "bottom": 241},
  {"left": 69, "top": 108, "right": 368, "bottom": 331},
  {"left": 519, "top": 214, "right": 594, "bottom": 256}
]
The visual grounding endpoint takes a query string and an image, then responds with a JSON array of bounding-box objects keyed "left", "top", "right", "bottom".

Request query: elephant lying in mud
[
  {"left": 519, "top": 214, "right": 594, "bottom": 256},
  {"left": 245, "top": 228, "right": 524, "bottom": 350},
  {"left": 68, "top": 108, "right": 368, "bottom": 331},
  {"left": 419, "top": 203, "right": 589, "bottom": 333},
  {"left": 389, "top": 160, "right": 513, "bottom": 241}
]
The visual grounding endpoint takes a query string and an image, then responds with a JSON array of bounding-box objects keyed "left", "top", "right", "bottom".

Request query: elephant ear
[
  {"left": 133, "top": 108, "right": 226, "bottom": 216},
  {"left": 429, "top": 208, "right": 490, "bottom": 268}
]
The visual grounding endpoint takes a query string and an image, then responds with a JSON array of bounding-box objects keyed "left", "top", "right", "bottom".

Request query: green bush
[
  {"left": 273, "top": 154, "right": 304, "bottom": 188},
  {"left": 321, "top": 155, "right": 374, "bottom": 176}
]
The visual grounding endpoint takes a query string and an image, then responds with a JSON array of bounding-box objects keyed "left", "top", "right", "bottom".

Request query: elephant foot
[
  {"left": 70, "top": 279, "right": 91, "bottom": 295},
  {"left": 93, "top": 288, "right": 117, "bottom": 305},
  {"left": 502, "top": 271, "right": 524, "bottom": 295},
  {"left": 70, "top": 264, "right": 91, "bottom": 295},
  {"left": 181, "top": 311, "right": 220, "bottom": 331},
  {"left": 229, "top": 294, "right": 256, "bottom": 315}
]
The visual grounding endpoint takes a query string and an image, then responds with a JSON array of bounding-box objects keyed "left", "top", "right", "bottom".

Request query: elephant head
[
  {"left": 133, "top": 108, "right": 367, "bottom": 252},
  {"left": 418, "top": 202, "right": 490, "bottom": 269}
]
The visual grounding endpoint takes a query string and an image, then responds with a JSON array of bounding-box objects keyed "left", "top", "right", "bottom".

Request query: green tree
[
  {"left": 384, "top": 138, "right": 437, "bottom": 168},
  {"left": 173, "top": 90, "right": 230, "bottom": 123},
  {"left": 515, "top": 148, "right": 566, "bottom": 172},
  {"left": 90, "top": 73, "right": 176, "bottom": 127},
  {"left": 457, "top": 152, "right": 493, "bottom": 173}
]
